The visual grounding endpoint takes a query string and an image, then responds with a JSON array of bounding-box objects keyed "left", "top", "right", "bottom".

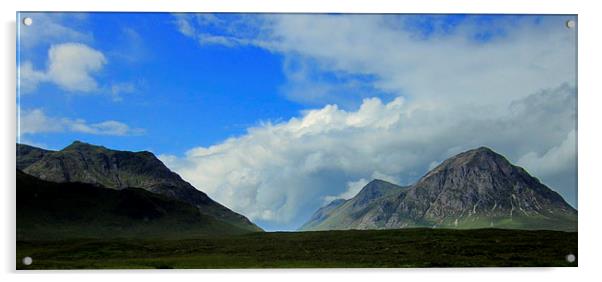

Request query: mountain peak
[
  {"left": 69, "top": 140, "right": 88, "bottom": 146},
  {"left": 424, "top": 146, "right": 513, "bottom": 179},
  {"left": 359, "top": 179, "right": 400, "bottom": 193},
  {"left": 454, "top": 146, "right": 503, "bottom": 161},
  {"left": 353, "top": 179, "right": 406, "bottom": 207},
  {"left": 63, "top": 140, "right": 106, "bottom": 151},
  {"left": 63, "top": 141, "right": 156, "bottom": 159},
  {"left": 472, "top": 146, "right": 495, "bottom": 154},
  {"left": 410, "top": 146, "right": 576, "bottom": 228},
  {"left": 367, "top": 178, "right": 393, "bottom": 185},
  {"left": 27, "top": 141, "right": 173, "bottom": 190}
]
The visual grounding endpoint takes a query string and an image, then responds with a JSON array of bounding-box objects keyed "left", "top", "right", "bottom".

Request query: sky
[{"left": 17, "top": 13, "right": 577, "bottom": 231}]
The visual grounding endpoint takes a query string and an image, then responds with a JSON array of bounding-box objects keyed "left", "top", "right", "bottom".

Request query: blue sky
[
  {"left": 17, "top": 13, "right": 577, "bottom": 230},
  {"left": 18, "top": 13, "right": 303, "bottom": 155}
]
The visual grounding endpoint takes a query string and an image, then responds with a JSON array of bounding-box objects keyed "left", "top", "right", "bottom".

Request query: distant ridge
[
  {"left": 300, "top": 147, "right": 577, "bottom": 231},
  {"left": 18, "top": 141, "right": 262, "bottom": 233}
]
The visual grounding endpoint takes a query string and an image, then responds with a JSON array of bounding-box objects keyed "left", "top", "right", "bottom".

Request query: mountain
[
  {"left": 300, "top": 179, "right": 410, "bottom": 230},
  {"left": 18, "top": 141, "right": 262, "bottom": 233},
  {"left": 17, "top": 170, "right": 254, "bottom": 240},
  {"left": 300, "top": 147, "right": 577, "bottom": 231}
]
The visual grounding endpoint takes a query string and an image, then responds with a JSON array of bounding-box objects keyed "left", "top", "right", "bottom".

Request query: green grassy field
[{"left": 16, "top": 228, "right": 577, "bottom": 269}]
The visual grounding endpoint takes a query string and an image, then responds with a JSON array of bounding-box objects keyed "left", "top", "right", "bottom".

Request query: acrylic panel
[{"left": 16, "top": 12, "right": 578, "bottom": 269}]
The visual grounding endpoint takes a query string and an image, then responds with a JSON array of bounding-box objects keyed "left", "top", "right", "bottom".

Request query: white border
[
  {"left": 2, "top": 1, "right": 601, "bottom": 282},
  {"left": 4, "top": 0, "right": 583, "bottom": 14}
]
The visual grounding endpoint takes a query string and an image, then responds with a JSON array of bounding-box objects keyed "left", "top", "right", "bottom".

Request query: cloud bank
[{"left": 175, "top": 15, "right": 576, "bottom": 108}]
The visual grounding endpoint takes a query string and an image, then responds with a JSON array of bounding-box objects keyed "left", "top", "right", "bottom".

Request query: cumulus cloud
[
  {"left": 46, "top": 43, "right": 107, "bottom": 91},
  {"left": 19, "top": 108, "right": 144, "bottom": 136},
  {"left": 20, "top": 43, "right": 107, "bottom": 93}
]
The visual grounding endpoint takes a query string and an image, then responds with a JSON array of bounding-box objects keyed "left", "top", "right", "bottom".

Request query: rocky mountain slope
[
  {"left": 17, "top": 143, "right": 50, "bottom": 170},
  {"left": 300, "top": 147, "right": 577, "bottom": 231},
  {"left": 18, "top": 141, "right": 262, "bottom": 233}
]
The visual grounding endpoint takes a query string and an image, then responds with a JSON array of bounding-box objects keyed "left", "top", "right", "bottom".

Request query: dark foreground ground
[{"left": 17, "top": 228, "right": 577, "bottom": 269}]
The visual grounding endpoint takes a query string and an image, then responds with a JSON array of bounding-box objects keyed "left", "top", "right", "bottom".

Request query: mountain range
[
  {"left": 17, "top": 142, "right": 577, "bottom": 237},
  {"left": 300, "top": 147, "right": 577, "bottom": 232},
  {"left": 17, "top": 141, "right": 262, "bottom": 239}
]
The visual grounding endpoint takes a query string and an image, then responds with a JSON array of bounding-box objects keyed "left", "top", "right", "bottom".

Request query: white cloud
[
  {"left": 70, "top": 120, "right": 144, "bottom": 136},
  {"left": 271, "top": 16, "right": 575, "bottom": 107},
  {"left": 19, "top": 108, "right": 144, "bottom": 136},
  {"left": 19, "top": 61, "right": 47, "bottom": 93},
  {"left": 20, "top": 43, "right": 107, "bottom": 93},
  {"left": 174, "top": 14, "right": 264, "bottom": 47},
  {"left": 518, "top": 130, "right": 577, "bottom": 180},
  {"left": 19, "top": 109, "right": 63, "bottom": 135},
  {"left": 46, "top": 43, "right": 107, "bottom": 92},
  {"left": 175, "top": 15, "right": 196, "bottom": 37}
]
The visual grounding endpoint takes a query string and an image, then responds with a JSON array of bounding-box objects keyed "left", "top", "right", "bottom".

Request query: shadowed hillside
[{"left": 17, "top": 170, "right": 257, "bottom": 240}]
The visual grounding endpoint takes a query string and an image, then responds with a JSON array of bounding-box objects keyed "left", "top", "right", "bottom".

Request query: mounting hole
[
  {"left": 566, "top": 253, "right": 576, "bottom": 263},
  {"left": 23, "top": 17, "right": 33, "bottom": 26},
  {"left": 566, "top": 20, "right": 576, "bottom": 29},
  {"left": 22, "top": 256, "right": 32, "bottom": 266}
]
